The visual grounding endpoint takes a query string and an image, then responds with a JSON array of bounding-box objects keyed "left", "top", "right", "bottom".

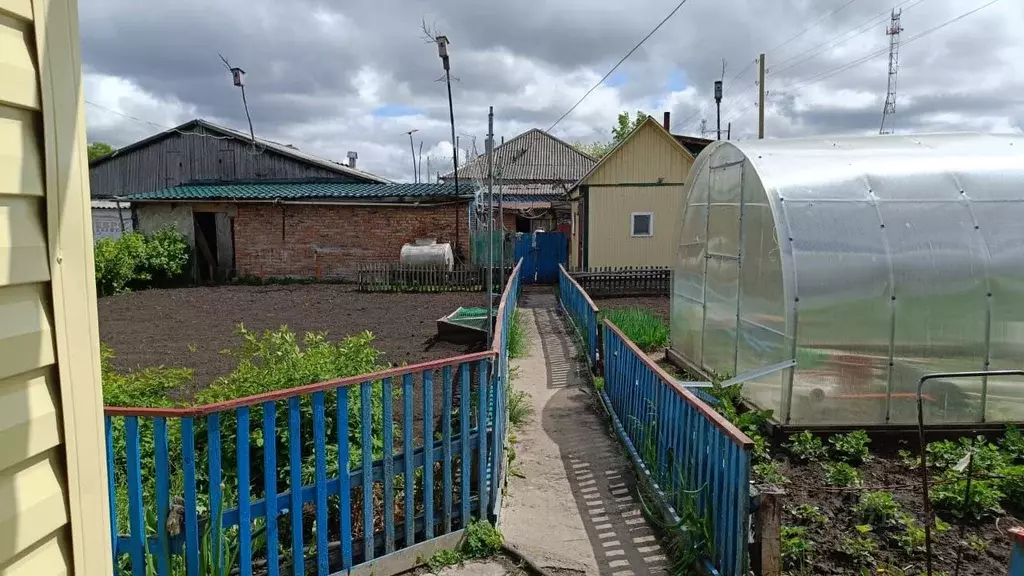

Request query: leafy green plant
[
  {"left": 854, "top": 491, "right": 902, "bottom": 528},
  {"left": 507, "top": 309, "right": 528, "bottom": 359},
  {"left": 600, "top": 307, "right": 669, "bottom": 352},
  {"left": 998, "top": 464, "right": 1024, "bottom": 505},
  {"left": 593, "top": 376, "right": 605, "bottom": 391},
  {"left": 931, "top": 478, "right": 1004, "bottom": 520},
  {"left": 822, "top": 461, "right": 862, "bottom": 487},
  {"left": 463, "top": 520, "right": 503, "bottom": 558},
  {"left": 506, "top": 384, "right": 533, "bottom": 429},
  {"left": 1002, "top": 425, "right": 1024, "bottom": 462},
  {"left": 965, "top": 533, "right": 989, "bottom": 552},
  {"left": 786, "top": 431, "right": 827, "bottom": 462},
  {"left": 926, "top": 437, "right": 1010, "bottom": 472},
  {"left": 753, "top": 460, "right": 789, "bottom": 485},
  {"left": 427, "top": 548, "right": 464, "bottom": 571},
  {"left": 829, "top": 430, "right": 872, "bottom": 464},
  {"left": 840, "top": 525, "right": 878, "bottom": 566},
  {"left": 897, "top": 448, "right": 920, "bottom": 469},
  {"left": 789, "top": 504, "right": 828, "bottom": 526},
  {"left": 781, "top": 526, "right": 812, "bottom": 571},
  {"left": 95, "top": 225, "right": 189, "bottom": 296}
]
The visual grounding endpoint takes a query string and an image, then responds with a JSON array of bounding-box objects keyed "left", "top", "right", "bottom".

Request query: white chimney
[{"left": 346, "top": 151, "right": 358, "bottom": 169}]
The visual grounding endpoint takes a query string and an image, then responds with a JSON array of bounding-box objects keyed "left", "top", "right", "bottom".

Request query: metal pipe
[{"left": 486, "top": 107, "right": 495, "bottom": 342}]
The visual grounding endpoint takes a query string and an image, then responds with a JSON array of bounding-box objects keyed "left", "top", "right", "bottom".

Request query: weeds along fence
[
  {"left": 566, "top": 266, "right": 670, "bottom": 297},
  {"left": 558, "top": 265, "right": 600, "bottom": 368},
  {"left": 601, "top": 321, "right": 753, "bottom": 576},
  {"left": 105, "top": 262, "right": 523, "bottom": 575},
  {"left": 356, "top": 262, "right": 514, "bottom": 292}
]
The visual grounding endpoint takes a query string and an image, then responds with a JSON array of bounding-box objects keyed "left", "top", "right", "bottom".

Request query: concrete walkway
[{"left": 500, "top": 289, "right": 669, "bottom": 576}]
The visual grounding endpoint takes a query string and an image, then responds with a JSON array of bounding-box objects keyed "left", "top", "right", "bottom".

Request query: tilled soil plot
[
  {"left": 593, "top": 295, "right": 670, "bottom": 321},
  {"left": 98, "top": 285, "right": 493, "bottom": 398}
]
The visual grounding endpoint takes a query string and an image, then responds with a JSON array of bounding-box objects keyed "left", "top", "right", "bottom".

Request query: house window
[{"left": 631, "top": 212, "right": 653, "bottom": 237}]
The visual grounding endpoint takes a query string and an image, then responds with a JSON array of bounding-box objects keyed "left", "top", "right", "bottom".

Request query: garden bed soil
[
  {"left": 98, "top": 285, "right": 492, "bottom": 398},
  {"left": 769, "top": 447, "right": 1023, "bottom": 575},
  {"left": 592, "top": 295, "right": 669, "bottom": 321}
]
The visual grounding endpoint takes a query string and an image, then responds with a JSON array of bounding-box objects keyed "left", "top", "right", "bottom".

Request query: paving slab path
[{"left": 500, "top": 289, "right": 670, "bottom": 576}]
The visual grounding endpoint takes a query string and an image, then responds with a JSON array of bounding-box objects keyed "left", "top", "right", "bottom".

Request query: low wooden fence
[
  {"left": 356, "top": 262, "right": 513, "bottom": 292},
  {"left": 567, "top": 266, "right": 670, "bottom": 297},
  {"left": 106, "top": 263, "right": 523, "bottom": 576}
]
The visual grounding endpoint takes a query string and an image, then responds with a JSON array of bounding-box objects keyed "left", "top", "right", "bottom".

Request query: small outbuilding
[{"left": 671, "top": 133, "right": 1024, "bottom": 427}]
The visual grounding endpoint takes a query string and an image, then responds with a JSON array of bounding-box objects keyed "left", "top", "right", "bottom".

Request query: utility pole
[
  {"left": 435, "top": 35, "right": 461, "bottom": 256},
  {"left": 758, "top": 53, "right": 766, "bottom": 139},
  {"left": 486, "top": 107, "right": 495, "bottom": 341},
  {"left": 727, "top": 123, "right": 732, "bottom": 140},
  {"left": 714, "top": 80, "right": 723, "bottom": 141},
  {"left": 406, "top": 129, "right": 419, "bottom": 183},
  {"left": 880, "top": 9, "right": 903, "bottom": 135}
]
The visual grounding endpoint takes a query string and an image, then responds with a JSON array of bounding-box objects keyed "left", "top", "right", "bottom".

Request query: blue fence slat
[
  {"left": 459, "top": 362, "right": 471, "bottom": 525},
  {"left": 181, "top": 417, "right": 200, "bottom": 576},
  {"left": 124, "top": 417, "right": 145, "bottom": 575},
  {"left": 105, "top": 416, "right": 117, "bottom": 562},
  {"left": 402, "top": 374, "right": 415, "bottom": 547},
  {"left": 337, "top": 388, "right": 353, "bottom": 569},
  {"left": 382, "top": 378, "right": 396, "bottom": 554},
  {"left": 423, "top": 370, "right": 435, "bottom": 539},
  {"left": 477, "top": 359, "right": 489, "bottom": 515},
  {"left": 153, "top": 418, "right": 171, "bottom": 576},
  {"left": 313, "top": 392, "right": 329, "bottom": 575},
  {"left": 360, "top": 381, "right": 374, "bottom": 562},
  {"left": 208, "top": 412, "right": 224, "bottom": 573},
  {"left": 237, "top": 407, "right": 252, "bottom": 576},
  {"left": 263, "top": 402, "right": 280, "bottom": 576},
  {"left": 441, "top": 366, "right": 453, "bottom": 533},
  {"left": 288, "top": 397, "right": 303, "bottom": 576}
]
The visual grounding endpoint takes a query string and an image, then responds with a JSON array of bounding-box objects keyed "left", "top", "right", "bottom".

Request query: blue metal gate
[{"left": 514, "top": 232, "right": 567, "bottom": 284}]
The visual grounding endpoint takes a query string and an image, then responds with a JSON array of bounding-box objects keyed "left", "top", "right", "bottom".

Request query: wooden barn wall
[{"left": 88, "top": 127, "right": 357, "bottom": 198}]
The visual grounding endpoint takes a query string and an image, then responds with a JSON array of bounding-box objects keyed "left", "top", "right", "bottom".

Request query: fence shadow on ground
[{"left": 533, "top": 303, "right": 670, "bottom": 575}]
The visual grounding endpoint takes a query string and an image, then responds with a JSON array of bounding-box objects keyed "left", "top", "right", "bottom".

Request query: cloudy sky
[{"left": 81, "top": 0, "right": 1024, "bottom": 182}]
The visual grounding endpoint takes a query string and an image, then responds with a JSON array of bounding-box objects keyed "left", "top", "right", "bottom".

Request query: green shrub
[
  {"left": 95, "top": 225, "right": 189, "bottom": 296},
  {"left": 822, "top": 461, "right": 862, "bottom": 487},
  {"left": 785, "top": 430, "right": 826, "bottom": 462},
  {"left": 600, "top": 307, "right": 669, "bottom": 352},
  {"left": 463, "top": 520, "right": 503, "bottom": 558},
  {"left": 854, "top": 491, "right": 902, "bottom": 528},
  {"left": 828, "top": 430, "right": 872, "bottom": 464}
]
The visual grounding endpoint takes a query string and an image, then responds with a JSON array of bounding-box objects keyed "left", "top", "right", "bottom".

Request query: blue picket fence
[
  {"left": 601, "top": 321, "right": 753, "bottom": 576},
  {"left": 558, "top": 264, "right": 600, "bottom": 367},
  {"left": 105, "top": 262, "right": 522, "bottom": 575}
]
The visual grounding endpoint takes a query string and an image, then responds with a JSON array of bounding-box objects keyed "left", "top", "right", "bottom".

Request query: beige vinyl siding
[
  {"left": 585, "top": 122, "right": 693, "bottom": 267},
  {"left": 0, "top": 0, "right": 111, "bottom": 574}
]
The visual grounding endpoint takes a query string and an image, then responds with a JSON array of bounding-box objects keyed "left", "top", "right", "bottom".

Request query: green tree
[
  {"left": 88, "top": 141, "right": 114, "bottom": 161},
  {"left": 573, "top": 110, "right": 649, "bottom": 159}
]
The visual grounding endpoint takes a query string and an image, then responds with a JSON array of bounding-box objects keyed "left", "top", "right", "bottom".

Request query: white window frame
[{"left": 631, "top": 212, "right": 654, "bottom": 237}]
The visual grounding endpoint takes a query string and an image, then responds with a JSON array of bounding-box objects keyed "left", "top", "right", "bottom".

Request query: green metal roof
[{"left": 125, "top": 180, "right": 474, "bottom": 202}]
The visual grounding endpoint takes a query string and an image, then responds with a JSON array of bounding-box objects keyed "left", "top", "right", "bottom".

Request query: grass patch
[
  {"left": 507, "top": 309, "right": 528, "bottom": 359},
  {"left": 600, "top": 307, "right": 669, "bottom": 352},
  {"left": 425, "top": 520, "right": 504, "bottom": 571},
  {"left": 507, "top": 384, "right": 534, "bottom": 429}
]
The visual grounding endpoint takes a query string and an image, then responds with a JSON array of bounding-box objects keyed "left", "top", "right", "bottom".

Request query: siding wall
[
  {"left": 89, "top": 129, "right": 359, "bottom": 198},
  {"left": 0, "top": 1, "right": 110, "bottom": 575},
  {"left": 585, "top": 122, "right": 693, "bottom": 267}
]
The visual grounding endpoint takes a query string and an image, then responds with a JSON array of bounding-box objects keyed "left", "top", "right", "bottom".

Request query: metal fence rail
[
  {"left": 356, "top": 262, "right": 513, "bottom": 292},
  {"left": 558, "top": 264, "right": 600, "bottom": 368},
  {"left": 106, "top": 262, "right": 523, "bottom": 575},
  {"left": 567, "top": 266, "right": 670, "bottom": 297},
  {"left": 601, "top": 321, "right": 753, "bottom": 576}
]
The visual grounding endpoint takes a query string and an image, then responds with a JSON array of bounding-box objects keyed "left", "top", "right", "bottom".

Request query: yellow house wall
[
  {"left": 585, "top": 122, "right": 693, "bottom": 267},
  {"left": 0, "top": 1, "right": 111, "bottom": 574}
]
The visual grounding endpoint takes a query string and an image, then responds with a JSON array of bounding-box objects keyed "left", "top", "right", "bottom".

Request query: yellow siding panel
[
  {"left": 0, "top": 0, "right": 33, "bottom": 22},
  {"left": 0, "top": 452, "right": 70, "bottom": 568},
  {"left": 1, "top": 532, "right": 70, "bottom": 576},
  {"left": 588, "top": 123, "right": 690, "bottom": 185},
  {"left": 0, "top": 196, "right": 50, "bottom": 286},
  {"left": 0, "top": 107, "right": 45, "bottom": 197},
  {"left": 0, "top": 368, "right": 61, "bottom": 475},
  {"left": 0, "top": 13, "right": 39, "bottom": 111},
  {"left": 0, "top": 284, "right": 55, "bottom": 382}
]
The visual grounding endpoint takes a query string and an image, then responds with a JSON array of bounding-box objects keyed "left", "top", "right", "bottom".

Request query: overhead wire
[
  {"left": 764, "top": 0, "right": 865, "bottom": 57},
  {"left": 547, "top": 0, "right": 691, "bottom": 132}
]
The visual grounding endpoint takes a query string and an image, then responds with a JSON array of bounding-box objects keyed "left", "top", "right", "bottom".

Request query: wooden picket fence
[
  {"left": 566, "top": 266, "right": 670, "bottom": 297},
  {"left": 356, "top": 262, "right": 513, "bottom": 292}
]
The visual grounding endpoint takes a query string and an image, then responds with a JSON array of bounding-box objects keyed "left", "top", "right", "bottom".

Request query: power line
[
  {"left": 547, "top": 0, "right": 691, "bottom": 132},
  {"left": 766, "top": 0, "right": 864, "bottom": 57}
]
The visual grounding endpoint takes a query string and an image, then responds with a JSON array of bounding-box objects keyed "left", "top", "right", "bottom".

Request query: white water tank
[{"left": 400, "top": 239, "right": 454, "bottom": 271}]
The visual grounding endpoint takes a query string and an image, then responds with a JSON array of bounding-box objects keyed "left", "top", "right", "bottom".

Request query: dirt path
[{"left": 500, "top": 288, "right": 669, "bottom": 576}]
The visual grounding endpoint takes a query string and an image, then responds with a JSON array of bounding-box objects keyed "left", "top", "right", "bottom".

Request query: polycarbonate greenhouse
[{"left": 672, "top": 134, "right": 1024, "bottom": 426}]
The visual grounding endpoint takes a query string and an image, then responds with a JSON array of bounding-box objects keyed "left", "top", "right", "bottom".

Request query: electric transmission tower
[
  {"left": 699, "top": 119, "right": 708, "bottom": 138},
  {"left": 879, "top": 8, "right": 903, "bottom": 135}
]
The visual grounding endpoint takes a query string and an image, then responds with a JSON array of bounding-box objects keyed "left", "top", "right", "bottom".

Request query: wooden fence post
[{"left": 752, "top": 489, "right": 783, "bottom": 576}]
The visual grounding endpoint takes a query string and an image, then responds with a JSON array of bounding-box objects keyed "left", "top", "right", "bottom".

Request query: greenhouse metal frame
[{"left": 671, "top": 134, "right": 1024, "bottom": 426}]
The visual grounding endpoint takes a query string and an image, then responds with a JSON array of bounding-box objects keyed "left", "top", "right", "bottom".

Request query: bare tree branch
[
  {"left": 421, "top": 18, "right": 441, "bottom": 43},
  {"left": 218, "top": 53, "right": 233, "bottom": 70}
]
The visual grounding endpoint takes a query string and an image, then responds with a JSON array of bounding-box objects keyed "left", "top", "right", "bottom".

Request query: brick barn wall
[{"left": 234, "top": 202, "right": 470, "bottom": 279}]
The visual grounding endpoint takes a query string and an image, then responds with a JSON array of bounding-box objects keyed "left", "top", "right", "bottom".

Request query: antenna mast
[{"left": 880, "top": 9, "right": 903, "bottom": 135}]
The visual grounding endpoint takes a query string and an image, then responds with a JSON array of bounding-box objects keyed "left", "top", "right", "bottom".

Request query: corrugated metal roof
[
  {"left": 125, "top": 180, "right": 475, "bottom": 201},
  {"left": 446, "top": 129, "right": 596, "bottom": 183},
  {"left": 89, "top": 119, "right": 390, "bottom": 183},
  {"left": 91, "top": 200, "right": 127, "bottom": 210}
]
